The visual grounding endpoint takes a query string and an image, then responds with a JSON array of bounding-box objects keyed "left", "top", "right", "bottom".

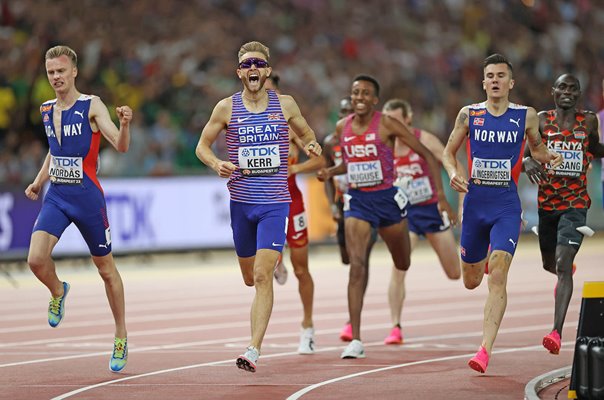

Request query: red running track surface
[{"left": 1, "top": 235, "right": 600, "bottom": 400}]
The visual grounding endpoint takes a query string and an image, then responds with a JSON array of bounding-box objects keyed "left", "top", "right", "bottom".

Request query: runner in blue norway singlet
[
  {"left": 460, "top": 102, "right": 527, "bottom": 263},
  {"left": 34, "top": 94, "right": 111, "bottom": 256}
]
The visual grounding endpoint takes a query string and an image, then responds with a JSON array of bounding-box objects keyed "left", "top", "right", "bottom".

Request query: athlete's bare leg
[
  {"left": 239, "top": 249, "right": 280, "bottom": 352},
  {"left": 552, "top": 244, "right": 577, "bottom": 335},
  {"left": 92, "top": 253, "right": 127, "bottom": 339},
  {"left": 378, "top": 219, "right": 411, "bottom": 271},
  {"left": 27, "top": 231, "right": 63, "bottom": 297},
  {"left": 289, "top": 245, "right": 314, "bottom": 328},
  {"left": 344, "top": 217, "right": 373, "bottom": 341},
  {"left": 387, "top": 233, "right": 418, "bottom": 326},
  {"left": 479, "top": 250, "right": 512, "bottom": 355},
  {"left": 426, "top": 230, "right": 461, "bottom": 280}
]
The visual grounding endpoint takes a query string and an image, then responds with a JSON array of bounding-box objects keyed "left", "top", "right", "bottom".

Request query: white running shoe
[
  {"left": 341, "top": 339, "right": 365, "bottom": 359},
  {"left": 298, "top": 327, "right": 315, "bottom": 355},
  {"left": 274, "top": 260, "right": 288, "bottom": 285},
  {"left": 236, "top": 346, "right": 259, "bottom": 373}
]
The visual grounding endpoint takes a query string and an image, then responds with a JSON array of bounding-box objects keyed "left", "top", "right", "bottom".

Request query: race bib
[
  {"left": 343, "top": 193, "right": 351, "bottom": 212},
  {"left": 471, "top": 157, "right": 511, "bottom": 187},
  {"left": 48, "top": 156, "right": 83, "bottom": 185},
  {"left": 238, "top": 145, "right": 280, "bottom": 176},
  {"left": 397, "top": 176, "right": 433, "bottom": 205},
  {"left": 292, "top": 211, "right": 307, "bottom": 233},
  {"left": 347, "top": 160, "right": 383, "bottom": 188},
  {"left": 547, "top": 149, "right": 583, "bottom": 178},
  {"left": 394, "top": 189, "right": 409, "bottom": 210}
]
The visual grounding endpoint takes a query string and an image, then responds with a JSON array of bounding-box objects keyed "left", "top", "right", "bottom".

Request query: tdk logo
[
  {"left": 241, "top": 147, "right": 278, "bottom": 157},
  {"left": 53, "top": 157, "right": 81, "bottom": 167},
  {"left": 474, "top": 159, "right": 510, "bottom": 169}
]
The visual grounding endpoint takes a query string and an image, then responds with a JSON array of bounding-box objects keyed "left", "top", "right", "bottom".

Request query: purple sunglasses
[{"left": 239, "top": 57, "right": 269, "bottom": 69}]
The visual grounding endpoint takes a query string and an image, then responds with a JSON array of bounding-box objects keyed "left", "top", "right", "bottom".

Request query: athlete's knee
[
  {"left": 463, "top": 275, "right": 481, "bottom": 290},
  {"left": 445, "top": 265, "right": 461, "bottom": 280},
  {"left": 487, "top": 267, "right": 507, "bottom": 288},
  {"left": 27, "top": 252, "right": 49, "bottom": 273}
]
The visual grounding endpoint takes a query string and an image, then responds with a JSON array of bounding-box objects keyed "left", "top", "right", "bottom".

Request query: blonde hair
[
  {"left": 45, "top": 45, "right": 78, "bottom": 67},
  {"left": 238, "top": 41, "right": 270, "bottom": 61}
]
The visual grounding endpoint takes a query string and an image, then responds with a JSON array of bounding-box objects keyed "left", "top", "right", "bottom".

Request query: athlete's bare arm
[
  {"left": 290, "top": 132, "right": 325, "bottom": 175},
  {"left": 89, "top": 96, "right": 131, "bottom": 153},
  {"left": 420, "top": 129, "right": 462, "bottom": 224},
  {"left": 443, "top": 107, "right": 470, "bottom": 193},
  {"left": 196, "top": 97, "right": 237, "bottom": 178},
  {"left": 522, "top": 111, "right": 549, "bottom": 184},
  {"left": 279, "top": 94, "right": 321, "bottom": 157},
  {"left": 525, "top": 107, "right": 563, "bottom": 166},
  {"left": 320, "top": 133, "right": 341, "bottom": 219},
  {"left": 317, "top": 121, "right": 346, "bottom": 182},
  {"left": 586, "top": 111, "right": 604, "bottom": 157},
  {"left": 25, "top": 151, "right": 51, "bottom": 201}
]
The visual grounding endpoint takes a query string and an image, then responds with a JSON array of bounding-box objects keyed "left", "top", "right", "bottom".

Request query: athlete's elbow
[{"left": 116, "top": 143, "right": 129, "bottom": 153}]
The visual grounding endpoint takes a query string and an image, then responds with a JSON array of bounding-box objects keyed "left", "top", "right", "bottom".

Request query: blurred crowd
[{"left": 1, "top": 0, "right": 603, "bottom": 186}]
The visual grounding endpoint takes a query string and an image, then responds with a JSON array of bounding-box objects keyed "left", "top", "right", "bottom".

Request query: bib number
[
  {"left": 238, "top": 145, "right": 281, "bottom": 176},
  {"left": 471, "top": 157, "right": 511, "bottom": 187},
  {"left": 49, "top": 156, "right": 83, "bottom": 185},
  {"left": 347, "top": 160, "right": 383, "bottom": 188}
]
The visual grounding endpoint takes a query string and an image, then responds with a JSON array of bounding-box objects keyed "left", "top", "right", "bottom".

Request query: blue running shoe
[
  {"left": 48, "top": 282, "right": 70, "bottom": 328},
  {"left": 109, "top": 337, "right": 128, "bottom": 372}
]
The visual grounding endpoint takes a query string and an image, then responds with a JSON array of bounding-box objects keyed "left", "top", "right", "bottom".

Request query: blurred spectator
[{"left": 1, "top": 0, "right": 603, "bottom": 186}]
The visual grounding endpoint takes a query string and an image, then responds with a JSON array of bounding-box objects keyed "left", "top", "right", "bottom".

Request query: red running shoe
[
  {"left": 384, "top": 326, "right": 403, "bottom": 345},
  {"left": 468, "top": 346, "right": 489, "bottom": 373},
  {"left": 339, "top": 322, "right": 353, "bottom": 342},
  {"left": 542, "top": 330, "right": 561, "bottom": 355}
]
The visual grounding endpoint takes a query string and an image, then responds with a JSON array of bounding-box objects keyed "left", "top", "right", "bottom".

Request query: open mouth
[{"left": 249, "top": 73, "right": 260, "bottom": 83}]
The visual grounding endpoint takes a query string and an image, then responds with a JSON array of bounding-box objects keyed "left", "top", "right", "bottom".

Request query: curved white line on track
[{"left": 285, "top": 341, "right": 574, "bottom": 399}]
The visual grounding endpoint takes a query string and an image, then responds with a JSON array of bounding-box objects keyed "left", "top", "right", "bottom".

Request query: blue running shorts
[
  {"left": 407, "top": 202, "right": 450, "bottom": 236},
  {"left": 344, "top": 187, "right": 407, "bottom": 229},
  {"left": 230, "top": 201, "right": 289, "bottom": 258},
  {"left": 460, "top": 191, "right": 521, "bottom": 263},
  {"left": 34, "top": 184, "right": 112, "bottom": 256}
]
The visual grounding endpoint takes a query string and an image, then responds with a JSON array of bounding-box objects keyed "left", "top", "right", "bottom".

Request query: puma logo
[
  {"left": 509, "top": 118, "right": 520, "bottom": 128},
  {"left": 74, "top": 110, "right": 84, "bottom": 119},
  {"left": 508, "top": 238, "right": 517, "bottom": 248}
]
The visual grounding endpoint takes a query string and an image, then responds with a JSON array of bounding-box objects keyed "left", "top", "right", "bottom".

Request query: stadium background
[{"left": 0, "top": 0, "right": 603, "bottom": 258}]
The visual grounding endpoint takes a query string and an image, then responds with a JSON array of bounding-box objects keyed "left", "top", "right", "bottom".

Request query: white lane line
[
  {"left": 45, "top": 325, "right": 573, "bottom": 399},
  {"left": 0, "top": 305, "right": 577, "bottom": 368},
  {"left": 285, "top": 341, "right": 575, "bottom": 400},
  {"left": 0, "top": 292, "right": 548, "bottom": 333}
]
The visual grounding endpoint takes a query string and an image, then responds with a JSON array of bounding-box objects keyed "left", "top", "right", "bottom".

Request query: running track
[{"left": 1, "top": 235, "right": 601, "bottom": 400}]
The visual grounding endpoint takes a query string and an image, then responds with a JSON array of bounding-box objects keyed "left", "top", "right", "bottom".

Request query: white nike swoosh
[
  {"left": 292, "top": 233, "right": 303, "bottom": 240},
  {"left": 237, "top": 116, "right": 252, "bottom": 123},
  {"left": 568, "top": 241, "right": 579, "bottom": 245},
  {"left": 272, "top": 242, "right": 284, "bottom": 247},
  {"left": 344, "top": 136, "right": 355, "bottom": 142}
]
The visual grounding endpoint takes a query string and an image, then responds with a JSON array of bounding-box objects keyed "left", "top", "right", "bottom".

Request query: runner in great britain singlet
[{"left": 226, "top": 89, "right": 291, "bottom": 257}]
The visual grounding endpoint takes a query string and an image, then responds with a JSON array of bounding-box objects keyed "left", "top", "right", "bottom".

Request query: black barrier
[{"left": 569, "top": 282, "right": 604, "bottom": 399}]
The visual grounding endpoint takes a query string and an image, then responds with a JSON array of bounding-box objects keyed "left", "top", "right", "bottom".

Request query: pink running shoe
[
  {"left": 468, "top": 346, "right": 489, "bottom": 373},
  {"left": 339, "top": 323, "right": 353, "bottom": 342},
  {"left": 543, "top": 330, "right": 561, "bottom": 355},
  {"left": 554, "top": 263, "right": 576, "bottom": 297},
  {"left": 384, "top": 326, "right": 403, "bottom": 345}
]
